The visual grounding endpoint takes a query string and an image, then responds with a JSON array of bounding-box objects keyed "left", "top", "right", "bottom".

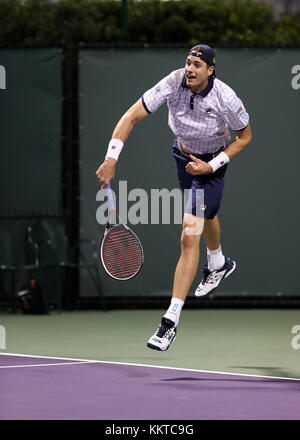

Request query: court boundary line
[
  {"left": 1, "top": 351, "right": 300, "bottom": 381},
  {"left": 0, "top": 360, "right": 97, "bottom": 369}
]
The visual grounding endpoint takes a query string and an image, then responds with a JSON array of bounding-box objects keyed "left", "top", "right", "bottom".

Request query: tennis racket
[{"left": 100, "top": 183, "right": 144, "bottom": 280}]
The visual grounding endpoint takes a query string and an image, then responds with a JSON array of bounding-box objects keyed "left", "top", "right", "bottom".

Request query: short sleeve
[
  {"left": 142, "top": 70, "right": 180, "bottom": 114},
  {"left": 223, "top": 95, "right": 249, "bottom": 131}
]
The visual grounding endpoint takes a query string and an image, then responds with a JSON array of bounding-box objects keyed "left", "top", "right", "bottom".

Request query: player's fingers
[
  {"left": 186, "top": 160, "right": 195, "bottom": 167},
  {"left": 101, "top": 178, "right": 111, "bottom": 189},
  {"left": 186, "top": 162, "right": 197, "bottom": 170},
  {"left": 185, "top": 166, "right": 196, "bottom": 176},
  {"left": 189, "top": 154, "right": 200, "bottom": 162}
]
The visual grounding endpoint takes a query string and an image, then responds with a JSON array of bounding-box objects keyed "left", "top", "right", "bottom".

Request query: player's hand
[
  {"left": 96, "top": 158, "right": 116, "bottom": 189},
  {"left": 185, "top": 154, "right": 213, "bottom": 175}
]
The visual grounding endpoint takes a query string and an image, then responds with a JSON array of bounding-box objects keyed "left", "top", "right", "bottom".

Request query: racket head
[{"left": 100, "top": 223, "right": 144, "bottom": 281}]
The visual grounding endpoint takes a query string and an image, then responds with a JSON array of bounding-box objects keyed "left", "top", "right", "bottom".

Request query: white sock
[
  {"left": 164, "top": 297, "right": 184, "bottom": 327},
  {"left": 207, "top": 246, "right": 225, "bottom": 271}
]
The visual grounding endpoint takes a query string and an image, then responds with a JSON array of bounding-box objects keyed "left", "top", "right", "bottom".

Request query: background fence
[{"left": 1, "top": 45, "right": 300, "bottom": 308}]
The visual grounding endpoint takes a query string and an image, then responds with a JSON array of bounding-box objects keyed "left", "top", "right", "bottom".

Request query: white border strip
[
  {"left": 1, "top": 352, "right": 300, "bottom": 381},
  {"left": 0, "top": 361, "right": 96, "bottom": 369}
]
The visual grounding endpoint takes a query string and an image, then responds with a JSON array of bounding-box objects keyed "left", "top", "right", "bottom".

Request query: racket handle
[{"left": 106, "top": 183, "right": 115, "bottom": 211}]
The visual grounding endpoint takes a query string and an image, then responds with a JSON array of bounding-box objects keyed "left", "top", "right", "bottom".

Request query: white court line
[
  {"left": 1, "top": 352, "right": 300, "bottom": 382},
  {"left": 0, "top": 361, "right": 96, "bottom": 369}
]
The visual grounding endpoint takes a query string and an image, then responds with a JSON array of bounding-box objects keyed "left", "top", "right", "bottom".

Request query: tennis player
[{"left": 96, "top": 44, "right": 252, "bottom": 351}]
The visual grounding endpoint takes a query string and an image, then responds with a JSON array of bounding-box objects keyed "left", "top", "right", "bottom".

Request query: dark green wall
[
  {"left": 79, "top": 48, "right": 300, "bottom": 298},
  {"left": 1, "top": 48, "right": 299, "bottom": 302},
  {"left": 0, "top": 49, "right": 62, "bottom": 213},
  {"left": 0, "top": 49, "right": 63, "bottom": 302}
]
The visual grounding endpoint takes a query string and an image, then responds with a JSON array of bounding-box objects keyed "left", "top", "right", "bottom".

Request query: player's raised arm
[{"left": 96, "top": 99, "right": 149, "bottom": 188}]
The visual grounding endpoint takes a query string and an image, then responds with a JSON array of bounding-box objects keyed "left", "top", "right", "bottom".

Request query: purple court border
[{"left": 1, "top": 353, "right": 300, "bottom": 420}]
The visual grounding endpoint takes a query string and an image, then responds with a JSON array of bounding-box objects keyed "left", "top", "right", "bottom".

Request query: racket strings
[{"left": 102, "top": 225, "right": 143, "bottom": 279}]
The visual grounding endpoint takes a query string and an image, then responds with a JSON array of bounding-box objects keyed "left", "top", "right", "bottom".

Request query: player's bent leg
[
  {"left": 195, "top": 214, "right": 236, "bottom": 297},
  {"left": 195, "top": 256, "right": 236, "bottom": 297},
  {"left": 147, "top": 214, "right": 204, "bottom": 351},
  {"left": 203, "top": 216, "right": 221, "bottom": 251}
]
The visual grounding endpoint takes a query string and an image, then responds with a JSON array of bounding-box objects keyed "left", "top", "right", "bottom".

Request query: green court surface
[{"left": 0, "top": 309, "right": 299, "bottom": 379}]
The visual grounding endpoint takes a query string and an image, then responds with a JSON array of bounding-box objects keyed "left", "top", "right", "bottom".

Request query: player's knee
[
  {"left": 181, "top": 214, "right": 203, "bottom": 247},
  {"left": 181, "top": 233, "right": 199, "bottom": 250}
]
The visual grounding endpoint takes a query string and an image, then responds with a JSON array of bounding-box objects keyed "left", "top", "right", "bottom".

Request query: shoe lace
[
  {"left": 206, "top": 272, "right": 221, "bottom": 284},
  {"left": 202, "top": 265, "right": 211, "bottom": 283},
  {"left": 202, "top": 264, "right": 225, "bottom": 285},
  {"left": 156, "top": 324, "right": 172, "bottom": 338}
]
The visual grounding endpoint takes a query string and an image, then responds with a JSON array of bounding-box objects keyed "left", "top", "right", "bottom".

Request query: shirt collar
[{"left": 181, "top": 75, "right": 214, "bottom": 97}]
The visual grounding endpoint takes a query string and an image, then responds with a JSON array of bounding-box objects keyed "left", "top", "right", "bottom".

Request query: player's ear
[{"left": 208, "top": 65, "right": 214, "bottom": 77}]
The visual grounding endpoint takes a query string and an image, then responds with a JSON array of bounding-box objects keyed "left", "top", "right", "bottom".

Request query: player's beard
[{"left": 189, "top": 76, "right": 209, "bottom": 94}]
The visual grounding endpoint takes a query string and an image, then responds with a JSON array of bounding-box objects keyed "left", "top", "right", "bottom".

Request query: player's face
[{"left": 185, "top": 55, "right": 214, "bottom": 93}]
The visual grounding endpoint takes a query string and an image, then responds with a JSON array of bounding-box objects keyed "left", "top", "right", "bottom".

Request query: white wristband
[
  {"left": 105, "top": 139, "right": 124, "bottom": 161},
  {"left": 208, "top": 151, "right": 230, "bottom": 173}
]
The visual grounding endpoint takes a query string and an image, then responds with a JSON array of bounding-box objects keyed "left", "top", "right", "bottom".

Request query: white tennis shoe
[
  {"left": 147, "top": 317, "right": 177, "bottom": 351},
  {"left": 195, "top": 257, "right": 236, "bottom": 297}
]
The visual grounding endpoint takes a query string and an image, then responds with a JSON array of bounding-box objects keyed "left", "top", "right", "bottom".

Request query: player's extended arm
[
  {"left": 96, "top": 99, "right": 149, "bottom": 188},
  {"left": 223, "top": 123, "right": 252, "bottom": 159}
]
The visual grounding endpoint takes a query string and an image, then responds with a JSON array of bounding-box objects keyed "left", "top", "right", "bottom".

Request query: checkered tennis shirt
[{"left": 142, "top": 68, "right": 249, "bottom": 154}]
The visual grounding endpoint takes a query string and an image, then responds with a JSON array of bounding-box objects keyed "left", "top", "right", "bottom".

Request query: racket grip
[{"left": 106, "top": 183, "right": 115, "bottom": 211}]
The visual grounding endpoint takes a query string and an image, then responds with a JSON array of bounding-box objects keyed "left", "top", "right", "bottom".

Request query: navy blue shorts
[{"left": 172, "top": 139, "right": 228, "bottom": 219}]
